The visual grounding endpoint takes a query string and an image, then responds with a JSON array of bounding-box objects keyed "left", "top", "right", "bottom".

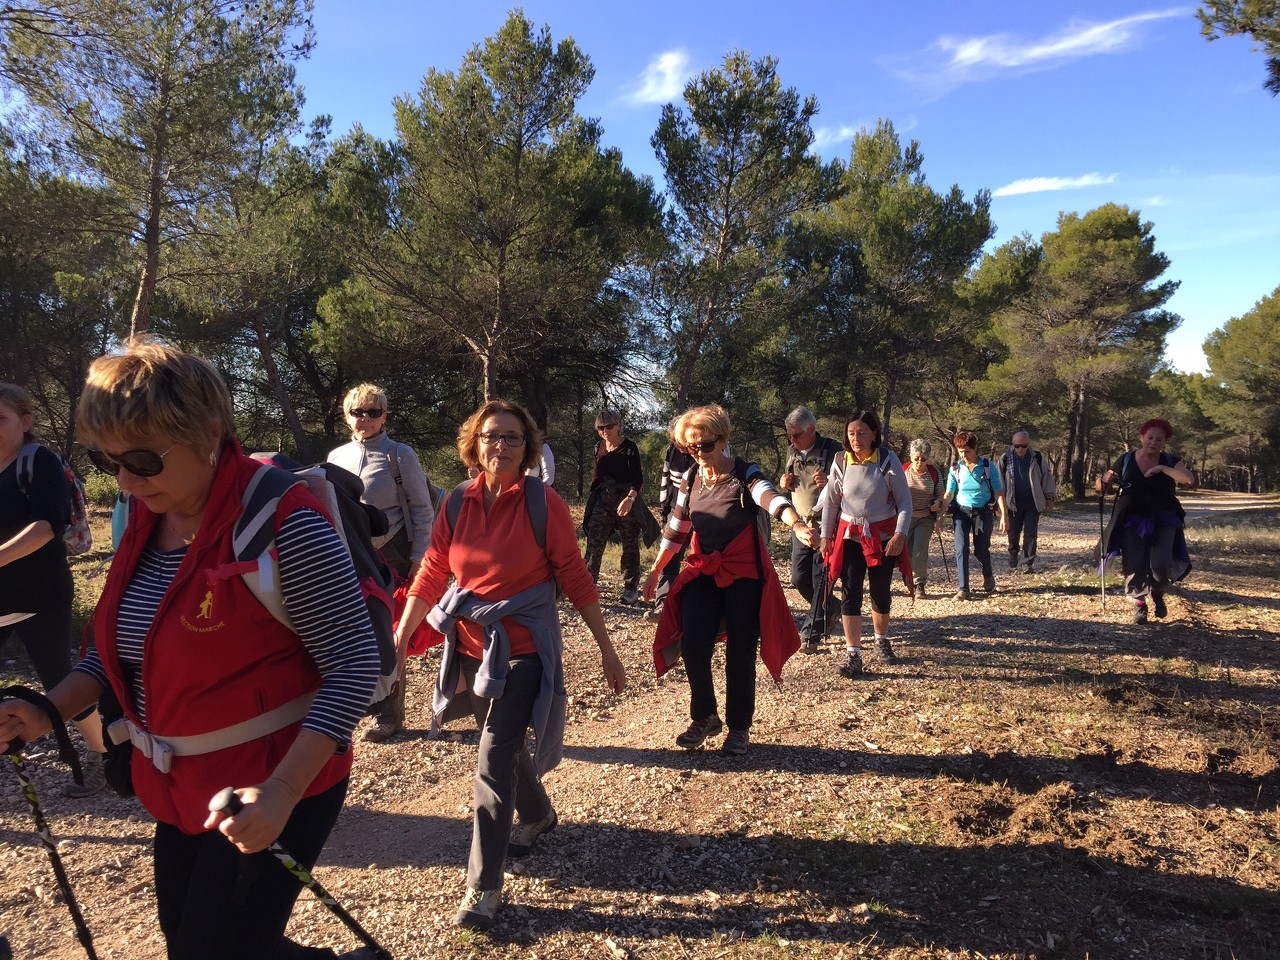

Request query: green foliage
[
  {"left": 1199, "top": 0, "right": 1280, "bottom": 95},
  {"left": 82, "top": 469, "right": 121, "bottom": 508}
]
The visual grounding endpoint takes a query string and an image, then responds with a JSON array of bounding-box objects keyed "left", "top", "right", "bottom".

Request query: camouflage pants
[{"left": 583, "top": 488, "right": 641, "bottom": 592}]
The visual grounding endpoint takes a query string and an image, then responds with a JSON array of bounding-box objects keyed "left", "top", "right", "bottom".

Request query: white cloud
[
  {"left": 626, "top": 50, "right": 691, "bottom": 106},
  {"left": 811, "top": 124, "right": 860, "bottom": 152},
  {"left": 993, "top": 173, "right": 1119, "bottom": 197},
  {"left": 1145, "top": 194, "right": 1171, "bottom": 207},
  {"left": 899, "top": 9, "right": 1189, "bottom": 89}
]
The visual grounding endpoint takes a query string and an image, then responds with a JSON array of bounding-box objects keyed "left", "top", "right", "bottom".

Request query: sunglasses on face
[
  {"left": 88, "top": 444, "right": 176, "bottom": 478},
  {"left": 596, "top": 423, "right": 619, "bottom": 433},
  {"left": 689, "top": 439, "right": 720, "bottom": 453},
  {"left": 349, "top": 408, "right": 384, "bottom": 419},
  {"left": 479, "top": 432, "right": 526, "bottom": 447},
  {"left": 1012, "top": 444, "right": 1028, "bottom": 449}
]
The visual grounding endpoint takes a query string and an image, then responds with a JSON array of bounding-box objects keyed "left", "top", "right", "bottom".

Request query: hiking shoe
[
  {"left": 874, "top": 636, "right": 897, "bottom": 664},
  {"left": 1008, "top": 556, "right": 1018, "bottom": 571},
  {"left": 454, "top": 887, "right": 501, "bottom": 930},
  {"left": 914, "top": 584, "right": 927, "bottom": 600},
  {"left": 837, "top": 649, "right": 864, "bottom": 679},
  {"left": 620, "top": 588, "right": 639, "bottom": 606},
  {"left": 952, "top": 589, "right": 971, "bottom": 602},
  {"left": 983, "top": 572, "right": 996, "bottom": 593},
  {"left": 675, "top": 714, "right": 723, "bottom": 749},
  {"left": 801, "top": 638, "right": 824, "bottom": 655},
  {"left": 508, "top": 808, "right": 557, "bottom": 858},
  {"left": 1152, "top": 594, "right": 1168, "bottom": 619},
  {"left": 722, "top": 730, "right": 749, "bottom": 756},
  {"left": 64, "top": 751, "right": 106, "bottom": 798},
  {"left": 1133, "top": 603, "right": 1148, "bottom": 625},
  {"left": 645, "top": 604, "right": 663, "bottom": 622}
]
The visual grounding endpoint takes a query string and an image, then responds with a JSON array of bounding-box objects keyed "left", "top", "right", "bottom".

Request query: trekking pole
[
  {"left": 1098, "top": 490, "right": 1107, "bottom": 611},
  {"left": 2, "top": 686, "right": 98, "bottom": 960},
  {"left": 209, "top": 788, "right": 394, "bottom": 960},
  {"left": 935, "top": 527, "right": 952, "bottom": 584}
]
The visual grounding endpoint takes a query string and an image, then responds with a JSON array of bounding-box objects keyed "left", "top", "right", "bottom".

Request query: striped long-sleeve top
[
  {"left": 76, "top": 507, "right": 379, "bottom": 750},
  {"left": 660, "top": 458, "right": 796, "bottom": 555}
]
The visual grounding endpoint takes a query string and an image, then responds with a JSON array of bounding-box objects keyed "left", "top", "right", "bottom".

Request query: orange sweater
[{"left": 408, "top": 475, "right": 598, "bottom": 658}]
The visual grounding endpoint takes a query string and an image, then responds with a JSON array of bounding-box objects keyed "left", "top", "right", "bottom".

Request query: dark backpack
[
  {"left": 234, "top": 455, "right": 398, "bottom": 711},
  {"left": 16, "top": 442, "right": 92, "bottom": 556},
  {"left": 445, "top": 475, "right": 549, "bottom": 549}
]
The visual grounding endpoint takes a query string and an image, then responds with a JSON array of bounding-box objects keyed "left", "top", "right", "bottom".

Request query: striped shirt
[
  {"left": 660, "top": 459, "right": 793, "bottom": 554},
  {"left": 77, "top": 508, "right": 379, "bottom": 749}
]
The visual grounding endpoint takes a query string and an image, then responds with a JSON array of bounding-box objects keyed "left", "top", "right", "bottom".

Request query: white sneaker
[{"left": 454, "top": 886, "right": 501, "bottom": 930}]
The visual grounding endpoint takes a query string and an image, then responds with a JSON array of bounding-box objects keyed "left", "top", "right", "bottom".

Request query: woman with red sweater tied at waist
[
  {"left": 642, "top": 404, "right": 813, "bottom": 757},
  {"left": 396, "top": 399, "right": 626, "bottom": 932}
]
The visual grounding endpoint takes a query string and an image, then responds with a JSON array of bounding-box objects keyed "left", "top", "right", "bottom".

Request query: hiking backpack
[
  {"left": 444, "top": 475, "right": 551, "bottom": 549},
  {"left": 951, "top": 456, "right": 996, "bottom": 502},
  {"left": 16, "top": 442, "right": 92, "bottom": 556},
  {"left": 234, "top": 454, "right": 399, "bottom": 711}
]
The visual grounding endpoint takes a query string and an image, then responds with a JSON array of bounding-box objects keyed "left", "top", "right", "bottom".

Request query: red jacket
[
  {"left": 653, "top": 524, "right": 800, "bottom": 682},
  {"left": 95, "top": 443, "right": 352, "bottom": 834}
]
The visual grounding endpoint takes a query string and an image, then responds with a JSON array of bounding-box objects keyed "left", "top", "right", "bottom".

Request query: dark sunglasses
[
  {"left": 1012, "top": 443, "right": 1028, "bottom": 449},
  {"left": 690, "top": 439, "right": 720, "bottom": 453},
  {"left": 349, "top": 408, "right": 384, "bottom": 419},
  {"left": 88, "top": 443, "right": 176, "bottom": 478},
  {"left": 596, "top": 422, "right": 619, "bottom": 432}
]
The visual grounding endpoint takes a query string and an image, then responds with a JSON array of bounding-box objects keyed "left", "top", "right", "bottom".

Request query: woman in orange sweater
[{"left": 396, "top": 399, "right": 626, "bottom": 932}]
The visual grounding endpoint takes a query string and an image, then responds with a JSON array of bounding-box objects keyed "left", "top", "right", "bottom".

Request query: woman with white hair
[{"left": 904, "top": 438, "right": 944, "bottom": 598}]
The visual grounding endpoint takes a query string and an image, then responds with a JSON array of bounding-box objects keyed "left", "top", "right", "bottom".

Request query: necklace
[{"left": 165, "top": 515, "right": 201, "bottom": 545}]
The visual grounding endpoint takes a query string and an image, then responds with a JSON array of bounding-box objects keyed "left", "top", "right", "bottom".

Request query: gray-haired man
[
  {"left": 1000, "top": 430, "right": 1057, "bottom": 573},
  {"left": 779, "top": 406, "right": 843, "bottom": 653}
]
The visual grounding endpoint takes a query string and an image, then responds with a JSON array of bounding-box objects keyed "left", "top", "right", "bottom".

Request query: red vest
[{"left": 95, "top": 443, "right": 352, "bottom": 834}]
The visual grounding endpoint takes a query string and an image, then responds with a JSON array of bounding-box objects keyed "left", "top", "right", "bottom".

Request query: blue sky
[{"left": 295, "top": 2, "right": 1280, "bottom": 375}]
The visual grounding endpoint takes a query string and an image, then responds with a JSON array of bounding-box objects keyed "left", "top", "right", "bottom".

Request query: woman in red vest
[{"left": 0, "top": 340, "right": 381, "bottom": 960}]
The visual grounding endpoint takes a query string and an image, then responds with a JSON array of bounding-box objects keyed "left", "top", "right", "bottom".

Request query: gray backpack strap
[
  {"left": 524, "top": 475, "right": 548, "bottom": 550},
  {"left": 445, "top": 478, "right": 548, "bottom": 553},
  {"left": 385, "top": 441, "right": 414, "bottom": 544},
  {"left": 15, "top": 441, "right": 39, "bottom": 494},
  {"left": 234, "top": 464, "right": 306, "bottom": 629}
]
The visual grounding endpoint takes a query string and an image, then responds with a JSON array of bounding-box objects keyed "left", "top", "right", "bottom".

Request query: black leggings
[
  {"left": 0, "top": 600, "right": 93, "bottom": 721},
  {"left": 680, "top": 574, "right": 762, "bottom": 732},
  {"left": 840, "top": 543, "right": 894, "bottom": 616},
  {"left": 154, "top": 777, "right": 347, "bottom": 960}
]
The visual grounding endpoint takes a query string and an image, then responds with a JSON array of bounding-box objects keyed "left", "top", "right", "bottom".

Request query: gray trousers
[
  {"left": 461, "top": 654, "right": 552, "bottom": 890},
  {"left": 906, "top": 515, "right": 934, "bottom": 589}
]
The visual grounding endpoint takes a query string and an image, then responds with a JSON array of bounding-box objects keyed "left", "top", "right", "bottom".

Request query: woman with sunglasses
[
  {"left": 0, "top": 382, "right": 107, "bottom": 796},
  {"left": 396, "top": 399, "right": 626, "bottom": 930},
  {"left": 328, "top": 382, "right": 436, "bottom": 742},
  {"left": 818, "top": 410, "right": 912, "bottom": 679},
  {"left": 0, "top": 341, "right": 381, "bottom": 960},
  {"left": 582, "top": 409, "right": 646, "bottom": 605},
  {"left": 642, "top": 404, "right": 811, "bottom": 756}
]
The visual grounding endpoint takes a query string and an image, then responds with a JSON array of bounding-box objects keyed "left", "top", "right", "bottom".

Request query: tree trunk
[
  {"left": 1070, "top": 385, "right": 1089, "bottom": 499},
  {"left": 881, "top": 375, "right": 896, "bottom": 446},
  {"left": 130, "top": 97, "right": 169, "bottom": 338},
  {"left": 250, "top": 311, "right": 310, "bottom": 459}
]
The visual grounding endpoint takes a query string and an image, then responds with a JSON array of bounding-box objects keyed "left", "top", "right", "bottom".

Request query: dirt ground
[{"left": 2, "top": 491, "right": 1277, "bottom": 960}]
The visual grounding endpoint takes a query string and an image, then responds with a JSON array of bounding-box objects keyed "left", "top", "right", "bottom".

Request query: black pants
[
  {"left": 839, "top": 542, "right": 894, "bottom": 616},
  {"left": 680, "top": 574, "right": 762, "bottom": 732},
  {"left": 154, "top": 777, "right": 347, "bottom": 960},
  {"left": 791, "top": 531, "right": 838, "bottom": 640}
]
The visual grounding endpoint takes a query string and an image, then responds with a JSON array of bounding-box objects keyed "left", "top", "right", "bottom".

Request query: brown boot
[{"left": 363, "top": 678, "right": 406, "bottom": 743}]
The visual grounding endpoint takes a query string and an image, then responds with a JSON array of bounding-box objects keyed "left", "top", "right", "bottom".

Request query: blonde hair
[
  {"left": 0, "top": 383, "right": 36, "bottom": 444},
  {"left": 76, "top": 339, "right": 235, "bottom": 454},
  {"left": 677, "top": 404, "right": 732, "bottom": 445},
  {"left": 457, "top": 399, "right": 542, "bottom": 473},
  {"left": 343, "top": 383, "right": 388, "bottom": 416}
]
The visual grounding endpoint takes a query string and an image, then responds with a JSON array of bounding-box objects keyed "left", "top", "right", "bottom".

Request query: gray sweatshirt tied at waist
[{"left": 428, "top": 579, "right": 566, "bottom": 775}]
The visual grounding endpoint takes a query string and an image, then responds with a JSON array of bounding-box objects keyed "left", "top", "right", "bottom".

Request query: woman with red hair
[{"left": 1098, "top": 418, "right": 1195, "bottom": 624}]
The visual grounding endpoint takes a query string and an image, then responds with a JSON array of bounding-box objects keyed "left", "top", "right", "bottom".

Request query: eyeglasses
[
  {"left": 349, "top": 408, "right": 384, "bottom": 419},
  {"left": 479, "top": 432, "right": 525, "bottom": 447},
  {"left": 596, "top": 423, "right": 619, "bottom": 433},
  {"left": 1012, "top": 443, "right": 1028, "bottom": 449},
  {"left": 88, "top": 444, "right": 176, "bottom": 478},
  {"left": 689, "top": 439, "right": 720, "bottom": 453}
]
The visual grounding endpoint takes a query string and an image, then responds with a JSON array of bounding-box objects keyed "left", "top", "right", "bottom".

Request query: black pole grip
[{"left": 209, "top": 787, "right": 244, "bottom": 816}]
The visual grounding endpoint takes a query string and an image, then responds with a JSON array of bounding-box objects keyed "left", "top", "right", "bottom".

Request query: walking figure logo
[{"left": 198, "top": 591, "right": 214, "bottom": 620}]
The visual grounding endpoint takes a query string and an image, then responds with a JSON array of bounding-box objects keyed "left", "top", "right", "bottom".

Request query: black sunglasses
[
  {"left": 1012, "top": 443, "right": 1028, "bottom": 449},
  {"left": 596, "top": 422, "right": 619, "bottom": 432},
  {"left": 690, "top": 439, "right": 720, "bottom": 453},
  {"left": 349, "top": 408, "right": 384, "bottom": 419},
  {"left": 88, "top": 444, "right": 176, "bottom": 478}
]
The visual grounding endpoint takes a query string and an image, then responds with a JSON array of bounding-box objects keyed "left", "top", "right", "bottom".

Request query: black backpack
[{"left": 237, "top": 454, "right": 398, "bottom": 711}]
